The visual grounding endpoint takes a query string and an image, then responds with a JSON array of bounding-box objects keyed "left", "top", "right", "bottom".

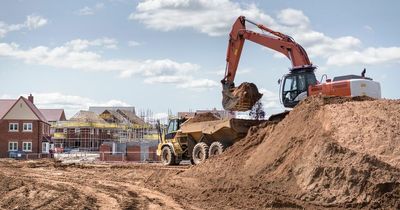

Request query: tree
[{"left": 249, "top": 100, "right": 265, "bottom": 120}]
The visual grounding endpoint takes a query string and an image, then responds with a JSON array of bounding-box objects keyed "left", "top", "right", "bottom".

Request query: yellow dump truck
[{"left": 156, "top": 116, "right": 263, "bottom": 165}]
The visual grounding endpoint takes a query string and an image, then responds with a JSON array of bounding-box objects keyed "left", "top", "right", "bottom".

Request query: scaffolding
[{"left": 52, "top": 110, "right": 159, "bottom": 151}]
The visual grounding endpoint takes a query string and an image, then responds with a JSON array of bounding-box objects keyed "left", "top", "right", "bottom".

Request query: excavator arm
[{"left": 222, "top": 16, "right": 314, "bottom": 111}]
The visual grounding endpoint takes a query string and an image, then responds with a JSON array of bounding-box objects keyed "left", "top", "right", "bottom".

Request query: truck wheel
[
  {"left": 192, "top": 142, "right": 209, "bottom": 165},
  {"left": 209, "top": 141, "right": 226, "bottom": 157},
  {"left": 161, "top": 146, "right": 175, "bottom": 165}
]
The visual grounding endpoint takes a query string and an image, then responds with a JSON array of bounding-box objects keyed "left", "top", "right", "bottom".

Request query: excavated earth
[
  {"left": 151, "top": 96, "right": 400, "bottom": 209},
  {"left": 1, "top": 96, "right": 400, "bottom": 209}
]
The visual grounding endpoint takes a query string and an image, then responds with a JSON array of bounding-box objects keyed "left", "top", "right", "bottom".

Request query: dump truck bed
[{"left": 180, "top": 118, "right": 263, "bottom": 143}]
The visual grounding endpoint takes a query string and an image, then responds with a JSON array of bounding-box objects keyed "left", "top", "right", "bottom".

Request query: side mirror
[{"left": 277, "top": 79, "right": 281, "bottom": 84}]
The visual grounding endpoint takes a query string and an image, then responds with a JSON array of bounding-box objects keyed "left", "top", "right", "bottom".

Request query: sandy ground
[
  {"left": 1, "top": 97, "right": 400, "bottom": 210},
  {"left": 0, "top": 160, "right": 189, "bottom": 210}
]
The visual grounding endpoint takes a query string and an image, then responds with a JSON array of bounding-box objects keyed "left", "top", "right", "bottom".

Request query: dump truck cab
[{"left": 157, "top": 117, "right": 192, "bottom": 165}]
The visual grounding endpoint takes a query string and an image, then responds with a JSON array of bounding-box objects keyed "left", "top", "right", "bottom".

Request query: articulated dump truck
[{"left": 156, "top": 114, "right": 264, "bottom": 165}]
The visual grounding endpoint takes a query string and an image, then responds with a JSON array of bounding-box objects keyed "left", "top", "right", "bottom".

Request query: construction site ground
[{"left": 1, "top": 96, "right": 400, "bottom": 209}]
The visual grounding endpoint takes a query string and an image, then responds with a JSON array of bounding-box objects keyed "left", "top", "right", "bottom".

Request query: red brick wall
[
  {"left": 126, "top": 145, "right": 141, "bottom": 161},
  {"left": 148, "top": 146, "right": 159, "bottom": 161},
  {"left": 99, "top": 144, "right": 125, "bottom": 161},
  {"left": 99, "top": 144, "right": 111, "bottom": 161},
  {"left": 0, "top": 120, "right": 47, "bottom": 158}
]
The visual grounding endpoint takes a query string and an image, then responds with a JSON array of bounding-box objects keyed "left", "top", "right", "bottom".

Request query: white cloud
[
  {"left": 258, "top": 88, "right": 284, "bottom": 116},
  {"left": 25, "top": 15, "right": 48, "bottom": 29},
  {"left": 130, "top": 0, "right": 277, "bottom": 36},
  {"left": 266, "top": 8, "right": 363, "bottom": 60},
  {"left": 326, "top": 47, "right": 400, "bottom": 66},
  {"left": 143, "top": 75, "right": 191, "bottom": 84},
  {"left": 131, "top": 2, "right": 400, "bottom": 67},
  {"left": 131, "top": 2, "right": 361, "bottom": 58},
  {"left": 143, "top": 75, "right": 218, "bottom": 90},
  {"left": 0, "top": 38, "right": 215, "bottom": 90},
  {"left": 177, "top": 78, "right": 218, "bottom": 89},
  {"left": 78, "top": 7, "right": 95, "bottom": 16},
  {"left": 0, "top": 15, "right": 47, "bottom": 38},
  {"left": 211, "top": 67, "right": 252, "bottom": 76},
  {"left": 364, "top": 25, "right": 373, "bottom": 31},
  {"left": 95, "top": 3, "right": 105, "bottom": 9},
  {"left": 77, "top": 3, "right": 105, "bottom": 16},
  {"left": 128, "top": 40, "right": 141, "bottom": 47},
  {"left": 277, "top": 8, "right": 309, "bottom": 27},
  {"left": 66, "top": 37, "right": 118, "bottom": 50}
]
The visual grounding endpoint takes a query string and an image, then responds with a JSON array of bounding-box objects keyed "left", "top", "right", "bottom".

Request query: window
[
  {"left": 42, "top": 142, "right": 49, "bottom": 153},
  {"left": 23, "top": 123, "right": 33, "bottom": 132},
  {"left": 23, "top": 142, "right": 32, "bottom": 152},
  {"left": 283, "top": 76, "right": 297, "bottom": 92},
  {"left": 167, "top": 120, "right": 177, "bottom": 134},
  {"left": 9, "top": 123, "right": 18, "bottom": 132},
  {"left": 63, "top": 128, "right": 67, "bottom": 134},
  {"left": 8, "top": 142, "right": 18, "bottom": 151}
]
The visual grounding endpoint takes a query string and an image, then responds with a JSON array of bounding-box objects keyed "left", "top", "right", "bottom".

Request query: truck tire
[
  {"left": 192, "top": 142, "right": 209, "bottom": 165},
  {"left": 209, "top": 141, "right": 226, "bottom": 157},
  {"left": 161, "top": 146, "right": 175, "bottom": 166}
]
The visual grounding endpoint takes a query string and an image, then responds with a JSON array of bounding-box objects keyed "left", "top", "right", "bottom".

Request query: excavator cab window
[{"left": 282, "top": 70, "right": 317, "bottom": 108}]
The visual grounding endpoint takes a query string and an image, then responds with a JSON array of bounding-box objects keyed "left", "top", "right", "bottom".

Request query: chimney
[{"left": 28, "top": 94, "right": 34, "bottom": 104}]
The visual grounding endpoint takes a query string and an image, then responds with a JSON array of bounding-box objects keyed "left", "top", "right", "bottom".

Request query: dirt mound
[
  {"left": 187, "top": 112, "right": 220, "bottom": 123},
  {"left": 170, "top": 96, "right": 400, "bottom": 209}
]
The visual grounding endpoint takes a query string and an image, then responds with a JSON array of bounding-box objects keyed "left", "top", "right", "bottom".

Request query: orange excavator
[{"left": 221, "top": 16, "right": 381, "bottom": 111}]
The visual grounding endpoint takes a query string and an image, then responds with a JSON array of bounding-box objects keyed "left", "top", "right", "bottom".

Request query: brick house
[{"left": 0, "top": 94, "right": 51, "bottom": 158}]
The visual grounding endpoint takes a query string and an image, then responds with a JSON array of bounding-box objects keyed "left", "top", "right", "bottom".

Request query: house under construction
[{"left": 52, "top": 108, "right": 158, "bottom": 151}]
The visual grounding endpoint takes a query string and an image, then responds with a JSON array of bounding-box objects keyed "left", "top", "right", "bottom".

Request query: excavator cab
[{"left": 281, "top": 68, "right": 318, "bottom": 108}]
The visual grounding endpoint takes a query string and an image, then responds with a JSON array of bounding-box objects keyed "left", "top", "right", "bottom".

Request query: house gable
[{"left": 3, "top": 97, "right": 39, "bottom": 120}]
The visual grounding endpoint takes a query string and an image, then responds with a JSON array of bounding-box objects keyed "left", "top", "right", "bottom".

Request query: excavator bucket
[{"left": 222, "top": 82, "right": 263, "bottom": 111}]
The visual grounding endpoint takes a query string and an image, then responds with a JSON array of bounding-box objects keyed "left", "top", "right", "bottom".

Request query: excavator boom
[{"left": 222, "top": 16, "right": 314, "bottom": 111}]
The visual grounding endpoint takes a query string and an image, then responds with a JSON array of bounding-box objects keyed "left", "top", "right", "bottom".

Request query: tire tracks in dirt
[{"left": 0, "top": 163, "right": 185, "bottom": 210}]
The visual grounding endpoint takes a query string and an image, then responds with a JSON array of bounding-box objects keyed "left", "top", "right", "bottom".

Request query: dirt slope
[{"left": 158, "top": 96, "right": 400, "bottom": 209}]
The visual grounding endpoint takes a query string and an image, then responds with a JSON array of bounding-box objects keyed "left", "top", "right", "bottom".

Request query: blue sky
[{"left": 1, "top": 0, "right": 399, "bottom": 118}]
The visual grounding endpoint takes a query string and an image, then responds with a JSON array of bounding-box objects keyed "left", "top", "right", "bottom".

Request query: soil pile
[
  {"left": 186, "top": 112, "right": 220, "bottom": 123},
  {"left": 172, "top": 96, "right": 400, "bottom": 209},
  {"left": 222, "top": 82, "right": 262, "bottom": 111}
]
